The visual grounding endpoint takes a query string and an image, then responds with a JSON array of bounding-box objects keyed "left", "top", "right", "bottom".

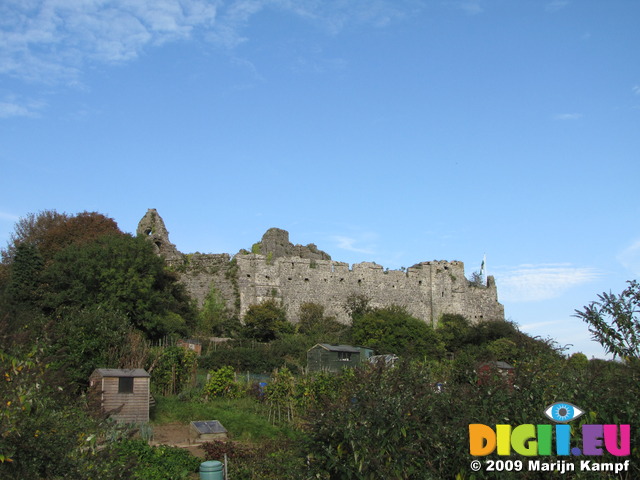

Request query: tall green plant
[
  {"left": 574, "top": 280, "right": 640, "bottom": 360},
  {"left": 150, "top": 346, "right": 198, "bottom": 396},
  {"left": 204, "top": 366, "right": 242, "bottom": 399}
]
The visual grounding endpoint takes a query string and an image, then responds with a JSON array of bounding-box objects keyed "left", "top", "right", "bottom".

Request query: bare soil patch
[{"left": 150, "top": 422, "right": 206, "bottom": 459}]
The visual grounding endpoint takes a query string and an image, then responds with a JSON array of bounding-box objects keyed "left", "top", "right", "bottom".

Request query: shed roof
[
  {"left": 313, "top": 343, "right": 360, "bottom": 353},
  {"left": 479, "top": 361, "right": 514, "bottom": 370},
  {"left": 91, "top": 368, "right": 150, "bottom": 378}
]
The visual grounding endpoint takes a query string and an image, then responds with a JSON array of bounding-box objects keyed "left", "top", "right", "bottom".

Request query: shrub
[
  {"left": 243, "top": 299, "right": 292, "bottom": 342},
  {"left": 115, "top": 439, "right": 200, "bottom": 480},
  {"left": 204, "top": 366, "right": 243, "bottom": 399}
]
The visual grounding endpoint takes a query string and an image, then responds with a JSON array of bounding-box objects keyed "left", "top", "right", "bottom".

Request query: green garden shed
[{"left": 307, "top": 344, "right": 374, "bottom": 373}]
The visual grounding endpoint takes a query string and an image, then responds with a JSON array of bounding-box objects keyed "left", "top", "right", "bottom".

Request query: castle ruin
[{"left": 137, "top": 209, "right": 505, "bottom": 326}]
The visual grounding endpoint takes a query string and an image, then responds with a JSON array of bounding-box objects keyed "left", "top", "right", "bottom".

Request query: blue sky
[{"left": 1, "top": 0, "right": 639, "bottom": 358}]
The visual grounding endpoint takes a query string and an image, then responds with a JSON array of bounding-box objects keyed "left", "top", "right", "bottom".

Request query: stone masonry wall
[
  {"left": 137, "top": 209, "right": 505, "bottom": 326},
  {"left": 235, "top": 255, "right": 504, "bottom": 325}
]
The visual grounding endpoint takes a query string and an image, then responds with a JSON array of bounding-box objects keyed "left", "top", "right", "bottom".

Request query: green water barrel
[{"left": 199, "top": 460, "right": 224, "bottom": 480}]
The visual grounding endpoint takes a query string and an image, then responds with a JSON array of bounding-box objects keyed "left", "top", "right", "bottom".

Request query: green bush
[
  {"left": 242, "top": 299, "right": 292, "bottom": 342},
  {"left": 352, "top": 305, "right": 445, "bottom": 359},
  {"left": 115, "top": 439, "right": 200, "bottom": 480},
  {"left": 204, "top": 366, "right": 243, "bottom": 399},
  {"left": 303, "top": 357, "right": 640, "bottom": 479}
]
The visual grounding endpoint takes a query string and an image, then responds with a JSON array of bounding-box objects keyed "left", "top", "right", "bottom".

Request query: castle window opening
[
  {"left": 418, "top": 280, "right": 422, "bottom": 286},
  {"left": 247, "top": 274, "right": 251, "bottom": 278},
  {"left": 304, "top": 278, "right": 309, "bottom": 282},
  {"left": 288, "top": 277, "right": 292, "bottom": 281}
]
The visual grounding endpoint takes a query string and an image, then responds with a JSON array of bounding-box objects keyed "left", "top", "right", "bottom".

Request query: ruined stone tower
[
  {"left": 137, "top": 209, "right": 505, "bottom": 326},
  {"left": 136, "top": 209, "right": 182, "bottom": 262}
]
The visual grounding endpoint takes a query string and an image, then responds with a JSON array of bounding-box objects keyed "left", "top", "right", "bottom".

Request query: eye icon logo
[{"left": 544, "top": 402, "right": 585, "bottom": 423}]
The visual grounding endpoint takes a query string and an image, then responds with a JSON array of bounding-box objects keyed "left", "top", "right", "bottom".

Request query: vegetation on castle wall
[
  {"left": 198, "top": 285, "right": 240, "bottom": 337},
  {"left": 225, "top": 257, "right": 241, "bottom": 311}
]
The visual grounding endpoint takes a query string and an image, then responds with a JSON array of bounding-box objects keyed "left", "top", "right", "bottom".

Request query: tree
[
  {"left": 297, "top": 302, "right": 345, "bottom": 339},
  {"left": 436, "top": 313, "right": 473, "bottom": 352},
  {"left": 1, "top": 210, "right": 122, "bottom": 265},
  {"left": 242, "top": 299, "right": 292, "bottom": 342},
  {"left": 198, "top": 286, "right": 239, "bottom": 337},
  {"left": 1, "top": 210, "right": 65, "bottom": 264},
  {"left": 5, "top": 242, "right": 44, "bottom": 309},
  {"left": 42, "top": 234, "right": 195, "bottom": 338},
  {"left": 343, "top": 293, "right": 372, "bottom": 321},
  {"left": 47, "top": 306, "right": 132, "bottom": 390},
  {"left": 468, "top": 270, "right": 484, "bottom": 286},
  {"left": 574, "top": 280, "right": 640, "bottom": 360},
  {"left": 351, "top": 305, "right": 444, "bottom": 359}
]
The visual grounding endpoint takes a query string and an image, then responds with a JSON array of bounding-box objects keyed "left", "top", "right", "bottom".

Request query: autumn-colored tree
[{"left": 1, "top": 210, "right": 122, "bottom": 265}]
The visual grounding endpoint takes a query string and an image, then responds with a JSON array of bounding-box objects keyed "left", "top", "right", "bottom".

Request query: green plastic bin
[{"left": 199, "top": 460, "right": 224, "bottom": 480}]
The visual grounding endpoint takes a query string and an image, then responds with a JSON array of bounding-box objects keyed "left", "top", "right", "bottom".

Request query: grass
[{"left": 151, "top": 396, "right": 299, "bottom": 444}]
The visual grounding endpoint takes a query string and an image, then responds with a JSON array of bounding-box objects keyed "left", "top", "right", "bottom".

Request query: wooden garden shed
[
  {"left": 307, "top": 344, "right": 374, "bottom": 373},
  {"left": 89, "top": 368, "right": 151, "bottom": 423}
]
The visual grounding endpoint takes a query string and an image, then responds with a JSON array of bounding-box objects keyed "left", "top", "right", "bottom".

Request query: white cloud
[
  {"left": 458, "top": 2, "right": 483, "bottom": 15},
  {"left": 617, "top": 239, "right": 640, "bottom": 276},
  {"left": 0, "top": 97, "right": 46, "bottom": 118},
  {"left": 0, "top": 0, "right": 415, "bottom": 84},
  {"left": 553, "top": 113, "right": 583, "bottom": 121},
  {"left": 518, "top": 319, "right": 566, "bottom": 331},
  {"left": 632, "top": 85, "right": 640, "bottom": 96},
  {"left": 0, "top": 211, "right": 20, "bottom": 222},
  {"left": 0, "top": 0, "right": 219, "bottom": 82},
  {"left": 545, "top": 1, "right": 569, "bottom": 12},
  {"left": 444, "top": 1, "right": 483, "bottom": 16},
  {"left": 494, "top": 263, "right": 601, "bottom": 302},
  {"left": 332, "top": 235, "right": 375, "bottom": 255}
]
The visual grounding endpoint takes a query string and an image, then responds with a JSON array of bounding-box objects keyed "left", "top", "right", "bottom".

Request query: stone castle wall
[
  {"left": 137, "top": 209, "right": 505, "bottom": 326},
  {"left": 236, "top": 255, "right": 503, "bottom": 325}
]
